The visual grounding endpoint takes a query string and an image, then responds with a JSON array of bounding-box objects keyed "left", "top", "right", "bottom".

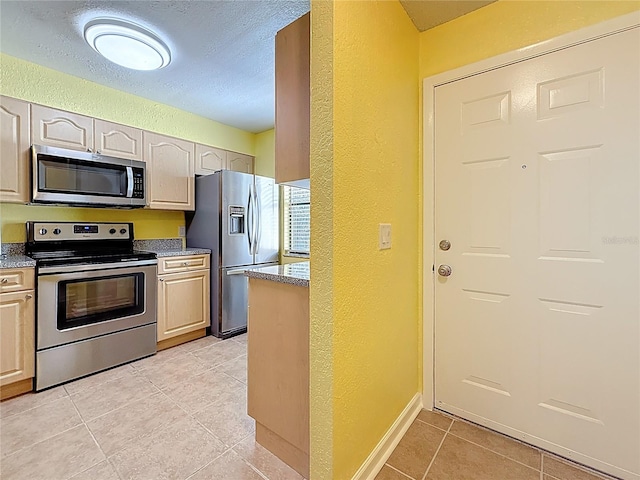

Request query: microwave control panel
[{"left": 132, "top": 168, "right": 145, "bottom": 199}]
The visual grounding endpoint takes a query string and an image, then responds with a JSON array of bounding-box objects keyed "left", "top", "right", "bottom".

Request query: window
[{"left": 283, "top": 185, "right": 310, "bottom": 256}]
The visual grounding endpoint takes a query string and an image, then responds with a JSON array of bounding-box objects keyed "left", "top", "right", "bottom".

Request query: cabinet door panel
[
  {"left": 94, "top": 120, "right": 143, "bottom": 160},
  {"left": 157, "top": 270, "right": 210, "bottom": 341},
  {"left": 275, "top": 12, "right": 310, "bottom": 184},
  {"left": 227, "top": 152, "right": 254, "bottom": 174},
  {"left": 195, "top": 144, "right": 227, "bottom": 175},
  {"left": 0, "top": 96, "right": 30, "bottom": 203},
  {"left": 0, "top": 290, "right": 35, "bottom": 386},
  {"left": 143, "top": 132, "right": 195, "bottom": 210},
  {"left": 31, "top": 104, "right": 93, "bottom": 151}
]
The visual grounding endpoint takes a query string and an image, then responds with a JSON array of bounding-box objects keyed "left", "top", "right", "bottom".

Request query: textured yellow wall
[
  {"left": 309, "top": 1, "right": 335, "bottom": 478},
  {"left": 0, "top": 204, "right": 184, "bottom": 242},
  {"left": 0, "top": 54, "right": 256, "bottom": 242},
  {"left": 419, "top": 1, "right": 640, "bottom": 79},
  {"left": 310, "top": 1, "right": 420, "bottom": 478},
  {"left": 0, "top": 54, "right": 255, "bottom": 152},
  {"left": 254, "top": 129, "right": 275, "bottom": 178}
]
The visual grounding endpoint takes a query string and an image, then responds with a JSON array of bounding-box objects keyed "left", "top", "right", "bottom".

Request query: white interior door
[{"left": 434, "top": 27, "right": 639, "bottom": 479}]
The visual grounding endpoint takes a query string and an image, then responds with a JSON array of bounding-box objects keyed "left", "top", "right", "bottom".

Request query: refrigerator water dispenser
[{"left": 229, "top": 206, "right": 245, "bottom": 234}]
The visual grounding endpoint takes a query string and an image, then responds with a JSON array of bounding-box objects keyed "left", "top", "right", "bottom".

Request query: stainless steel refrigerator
[{"left": 186, "top": 170, "right": 279, "bottom": 338}]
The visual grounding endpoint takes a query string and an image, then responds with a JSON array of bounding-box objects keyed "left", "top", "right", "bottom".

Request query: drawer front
[
  {"left": 157, "top": 255, "right": 210, "bottom": 274},
  {"left": 0, "top": 268, "right": 35, "bottom": 293}
]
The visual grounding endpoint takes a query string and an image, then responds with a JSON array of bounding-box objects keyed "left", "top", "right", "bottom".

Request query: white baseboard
[{"left": 351, "top": 392, "right": 423, "bottom": 480}]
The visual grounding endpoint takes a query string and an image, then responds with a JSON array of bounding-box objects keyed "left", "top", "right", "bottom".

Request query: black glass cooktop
[{"left": 30, "top": 249, "right": 157, "bottom": 268}]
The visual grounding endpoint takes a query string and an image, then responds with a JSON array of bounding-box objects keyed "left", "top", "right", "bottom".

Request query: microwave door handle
[{"left": 126, "top": 167, "right": 134, "bottom": 198}]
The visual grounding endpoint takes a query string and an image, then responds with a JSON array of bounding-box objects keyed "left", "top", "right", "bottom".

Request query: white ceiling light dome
[{"left": 84, "top": 18, "right": 171, "bottom": 71}]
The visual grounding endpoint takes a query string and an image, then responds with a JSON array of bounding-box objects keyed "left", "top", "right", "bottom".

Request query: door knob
[{"left": 438, "top": 264, "right": 452, "bottom": 277}]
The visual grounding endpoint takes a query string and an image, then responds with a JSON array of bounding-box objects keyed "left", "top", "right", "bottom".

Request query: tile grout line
[
  {"left": 445, "top": 429, "right": 542, "bottom": 473},
  {"left": 422, "top": 420, "right": 455, "bottom": 480},
  {"left": 64, "top": 394, "right": 119, "bottom": 480},
  {"left": 421, "top": 420, "right": 454, "bottom": 480},
  {"left": 385, "top": 463, "right": 416, "bottom": 479}
]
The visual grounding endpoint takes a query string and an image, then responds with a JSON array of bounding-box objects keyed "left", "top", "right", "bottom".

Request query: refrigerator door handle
[
  {"left": 247, "top": 187, "right": 253, "bottom": 255},
  {"left": 252, "top": 183, "right": 259, "bottom": 255},
  {"left": 226, "top": 268, "right": 247, "bottom": 276}
]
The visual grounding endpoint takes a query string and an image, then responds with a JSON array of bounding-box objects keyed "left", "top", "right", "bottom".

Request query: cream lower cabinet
[
  {"left": 1, "top": 96, "right": 30, "bottom": 203},
  {"left": 0, "top": 268, "right": 35, "bottom": 400},
  {"left": 157, "top": 255, "right": 210, "bottom": 348},
  {"left": 144, "top": 132, "right": 195, "bottom": 211}
]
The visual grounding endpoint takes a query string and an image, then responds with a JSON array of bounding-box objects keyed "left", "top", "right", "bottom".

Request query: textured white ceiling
[{"left": 0, "top": 0, "right": 310, "bottom": 133}]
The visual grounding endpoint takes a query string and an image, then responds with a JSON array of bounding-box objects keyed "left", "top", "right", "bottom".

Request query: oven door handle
[
  {"left": 126, "top": 166, "right": 134, "bottom": 198},
  {"left": 38, "top": 259, "right": 157, "bottom": 275}
]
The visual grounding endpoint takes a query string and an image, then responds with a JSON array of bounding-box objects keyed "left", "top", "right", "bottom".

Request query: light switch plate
[
  {"left": 178, "top": 226, "right": 186, "bottom": 237},
  {"left": 379, "top": 223, "right": 391, "bottom": 250}
]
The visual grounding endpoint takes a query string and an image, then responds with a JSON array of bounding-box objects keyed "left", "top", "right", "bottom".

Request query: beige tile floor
[
  {"left": 376, "top": 410, "right": 620, "bottom": 480},
  {"left": 1, "top": 337, "right": 623, "bottom": 480},
  {"left": 0, "top": 334, "right": 304, "bottom": 480}
]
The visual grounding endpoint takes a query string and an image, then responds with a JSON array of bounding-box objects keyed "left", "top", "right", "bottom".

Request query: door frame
[{"left": 422, "top": 12, "right": 640, "bottom": 408}]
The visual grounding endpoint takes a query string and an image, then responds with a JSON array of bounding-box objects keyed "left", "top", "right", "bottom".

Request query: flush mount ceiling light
[{"left": 84, "top": 18, "right": 171, "bottom": 71}]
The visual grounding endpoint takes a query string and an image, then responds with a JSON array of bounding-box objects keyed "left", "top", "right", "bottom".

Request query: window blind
[{"left": 283, "top": 186, "right": 310, "bottom": 255}]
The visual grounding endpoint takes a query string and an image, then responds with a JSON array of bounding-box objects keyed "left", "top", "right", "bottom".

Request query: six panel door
[{"left": 434, "top": 27, "right": 639, "bottom": 478}]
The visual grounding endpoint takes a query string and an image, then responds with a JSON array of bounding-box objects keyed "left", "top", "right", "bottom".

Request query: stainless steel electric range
[{"left": 26, "top": 222, "right": 158, "bottom": 391}]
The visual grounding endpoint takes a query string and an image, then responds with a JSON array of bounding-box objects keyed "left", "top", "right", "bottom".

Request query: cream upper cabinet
[
  {"left": 143, "top": 132, "right": 195, "bottom": 211},
  {"left": 31, "top": 104, "right": 93, "bottom": 152},
  {"left": 227, "top": 152, "right": 254, "bottom": 174},
  {"left": 0, "top": 268, "right": 35, "bottom": 398},
  {"left": 94, "top": 119, "right": 143, "bottom": 160},
  {"left": 275, "top": 13, "right": 310, "bottom": 187},
  {"left": 195, "top": 144, "right": 227, "bottom": 175},
  {"left": 0, "top": 96, "right": 30, "bottom": 203}
]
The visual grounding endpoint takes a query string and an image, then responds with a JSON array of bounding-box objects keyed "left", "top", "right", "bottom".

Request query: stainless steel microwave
[{"left": 31, "top": 145, "right": 146, "bottom": 207}]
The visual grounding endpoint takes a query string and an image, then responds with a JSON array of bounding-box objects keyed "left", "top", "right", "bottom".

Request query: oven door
[{"left": 36, "top": 260, "right": 157, "bottom": 350}]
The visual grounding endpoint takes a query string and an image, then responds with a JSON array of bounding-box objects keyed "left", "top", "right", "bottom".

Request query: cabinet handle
[
  {"left": 183, "top": 262, "right": 188, "bottom": 266},
  {"left": 96, "top": 150, "right": 101, "bottom": 154},
  {"left": 87, "top": 148, "right": 93, "bottom": 153},
  {"left": 25, "top": 294, "right": 33, "bottom": 300},
  {"left": 159, "top": 278, "right": 164, "bottom": 282},
  {"left": 0, "top": 278, "right": 7, "bottom": 284}
]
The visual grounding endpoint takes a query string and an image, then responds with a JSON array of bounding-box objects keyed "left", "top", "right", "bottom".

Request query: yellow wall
[
  {"left": 0, "top": 204, "right": 183, "bottom": 242},
  {"left": 254, "top": 129, "right": 275, "bottom": 178},
  {"left": 0, "top": 54, "right": 256, "bottom": 242},
  {"left": 419, "top": 1, "right": 640, "bottom": 79},
  {"left": 310, "top": 1, "right": 419, "bottom": 478}
]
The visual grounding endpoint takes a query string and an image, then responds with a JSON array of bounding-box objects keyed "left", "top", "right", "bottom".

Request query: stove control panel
[{"left": 29, "top": 222, "right": 133, "bottom": 242}]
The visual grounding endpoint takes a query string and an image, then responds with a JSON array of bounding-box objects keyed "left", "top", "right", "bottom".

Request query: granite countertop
[
  {"left": 132, "top": 239, "right": 210, "bottom": 258},
  {"left": 245, "top": 261, "right": 309, "bottom": 287},
  {"left": 149, "top": 248, "right": 211, "bottom": 258},
  {"left": 0, "top": 255, "right": 36, "bottom": 269}
]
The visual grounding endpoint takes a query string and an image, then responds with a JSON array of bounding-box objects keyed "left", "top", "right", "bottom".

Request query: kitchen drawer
[
  {"left": 157, "top": 255, "right": 210, "bottom": 274},
  {"left": 0, "top": 268, "right": 35, "bottom": 294}
]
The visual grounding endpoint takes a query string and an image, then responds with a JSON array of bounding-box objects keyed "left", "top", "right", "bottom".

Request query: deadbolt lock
[{"left": 439, "top": 239, "right": 451, "bottom": 251}]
